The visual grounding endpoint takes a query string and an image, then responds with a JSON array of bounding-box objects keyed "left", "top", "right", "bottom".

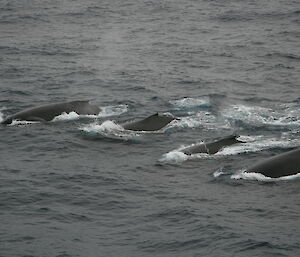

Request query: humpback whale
[
  {"left": 122, "top": 113, "right": 176, "bottom": 131},
  {"left": 182, "top": 135, "right": 244, "bottom": 155},
  {"left": 1, "top": 100, "right": 101, "bottom": 124},
  {"left": 246, "top": 148, "right": 300, "bottom": 178}
]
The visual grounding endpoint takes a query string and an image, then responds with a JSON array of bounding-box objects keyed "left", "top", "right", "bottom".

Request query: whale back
[
  {"left": 122, "top": 113, "right": 175, "bottom": 131},
  {"left": 1, "top": 100, "right": 100, "bottom": 124},
  {"left": 182, "top": 135, "right": 243, "bottom": 155},
  {"left": 246, "top": 148, "right": 300, "bottom": 178}
]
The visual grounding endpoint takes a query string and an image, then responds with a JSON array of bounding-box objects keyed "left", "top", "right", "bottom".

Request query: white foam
[
  {"left": 165, "top": 111, "right": 226, "bottom": 130},
  {"left": 9, "top": 120, "right": 39, "bottom": 126},
  {"left": 237, "top": 135, "right": 264, "bottom": 142},
  {"left": 170, "top": 97, "right": 210, "bottom": 109},
  {"left": 222, "top": 104, "right": 300, "bottom": 127},
  {"left": 168, "top": 116, "right": 203, "bottom": 129},
  {"left": 81, "top": 120, "right": 124, "bottom": 133},
  {"left": 223, "top": 105, "right": 273, "bottom": 124},
  {"left": 217, "top": 137, "right": 300, "bottom": 156},
  {"left": 80, "top": 120, "right": 140, "bottom": 140},
  {"left": 52, "top": 104, "right": 128, "bottom": 122},
  {"left": 52, "top": 111, "right": 81, "bottom": 121},
  {"left": 98, "top": 104, "right": 128, "bottom": 117},
  {"left": 0, "top": 107, "right": 5, "bottom": 123},
  {"left": 161, "top": 112, "right": 175, "bottom": 118},
  {"left": 159, "top": 150, "right": 189, "bottom": 164},
  {"left": 231, "top": 171, "right": 300, "bottom": 181},
  {"left": 281, "top": 103, "right": 300, "bottom": 123},
  {"left": 213, "top": 170, "right": 225, "bottom": 178},
  {"left": 273, "top": 116, "right": 300, "bottom": 126}
]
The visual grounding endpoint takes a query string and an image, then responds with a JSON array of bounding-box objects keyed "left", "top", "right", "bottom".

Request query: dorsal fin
[{"left": 143, "top": 113, "right": 159, "bottom": 120}]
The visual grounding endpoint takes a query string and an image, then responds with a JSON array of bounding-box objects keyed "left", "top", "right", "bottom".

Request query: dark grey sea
[{"left": 0, "top": 0, "right": 299, "bottom": 256}]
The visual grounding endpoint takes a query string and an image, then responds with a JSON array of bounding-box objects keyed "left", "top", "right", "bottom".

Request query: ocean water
[{"left": 0, "top": 0, "right": 299, "bottom": 256}]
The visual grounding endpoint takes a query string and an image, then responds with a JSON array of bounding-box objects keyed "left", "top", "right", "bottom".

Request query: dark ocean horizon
[{"left": 0, "top": 0, "right": 299, "bottom": 256}]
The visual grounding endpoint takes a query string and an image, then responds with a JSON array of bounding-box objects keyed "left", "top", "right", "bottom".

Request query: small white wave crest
[
  {"left": 80, "top": 120, "right": 140, "bottom": 140},
  {"left": 100, "top": 120, "right": 124, "bottom": 132},
  {"left": 213, "top": 170, "right": 225, "bottom": 177},
  {"left": 165, "top": 111, "right": 230, "bottom": 131},
  {"left": 52, "top": 111, "right": 81, "bottom": 121},
  {"left": 231, "top": 171, "right": 300, "bottom": 181},
  {"left": 159, "top": 150, "right": 189, "bottom": 164},
  {"left": 52, "top": 104, "right": 128, "bottom": 122},
  {"left": 0, "top": 107, "right": 5, "bottom": 123},
  {"left": 9, "top": 120, "right": 39, "bottom": 126},
  {"left": 170, "top": 97, "right": 210, "bottom": 109},
  {"left": 168, "top": 116, "right": 204, "bottom": 129},
  {"left": 222, "top": 104, "right": 300, "bottom": 127},
  {"left": 217, "top": 135, "right": 300, "bottom": 156},
  {"left": 82, "top": 120, "right": 124, "bottom": 133},
  {"left": 98, "top": 104, "right": 128, "bottom": 117}
]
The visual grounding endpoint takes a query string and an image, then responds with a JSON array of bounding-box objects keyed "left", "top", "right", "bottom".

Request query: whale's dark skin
[
  {"left": 122, "top": 113, "right": 176, "bottom": 131},
  {"left": 246, "top": 148, "right": 300, "bottom": 178},
  {"left": 182, "top": 135, "right": 244, "bottom": 155},
  {"left": 1, "top": 100, "right": 101, "bottom": 124}
]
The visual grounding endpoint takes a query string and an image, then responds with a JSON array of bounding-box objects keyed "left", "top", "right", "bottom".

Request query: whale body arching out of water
[
  {"left": 1, "top": 100, "right": 101, "bottom": 124},
  {"left": 246, "top": 148, "right": 300, "bottom": 178}
]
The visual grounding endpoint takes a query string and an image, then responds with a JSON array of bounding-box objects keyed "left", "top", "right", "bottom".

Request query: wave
[
  {"left": 9, "top": 120, "right": 39, "bottom": 126},
  {"left": 80, "top": 120, "right": 140, "bottom": 141},
  {"left": 99, "top": 104, "right": 128, "bottom": 117},
  {"left": 264, "top": 52, "right": 300, "bottom": 61},
  {"left": 214, "top": 9, "right": 300, "bottom": 24},
  {"left": 52, "top": 104, "right": 128, "bottom": 122},
  {"left": 165, "top": 111, "right": 231, "bottom": 131},
  {"left": 52, "top": 111, "right": 83, "bottom": 122},
  {"left": 0, "top": 45, "right": 20, "bottom": 54},
  {"left": 159, "top": 150, "right": 190, "bottom": 164},
  {"left": 217, "top": 135, "right": 300, "bottom": 155},
  {"left": 159, "top": 150, "right": 216, "bottom": 164},
  {"left": 215, "top": 13, "right": 253, "bottom": 23},
  {"left": 166, "top": 97, "right": 233, "bottom": 131},
  {"left": 166, "top": 116, "right": 205, "bottom": 130},
  {"left": 231, "top": 171, "right": 300, "bottom": 182},
  {"left": 0, "top": 107, "right": 5, "bottom": 123},
  {"left": 0, "top": 13, "right": 48, "bottom": 25},
  {"left": 213, "top": 169, "right": 300, "bottom": 182},
  {"left": 169, "top": 97, "right": 211, "bottom": 110},
  {"left": 222, "top": 104, "right": 300, "bottom": 129}
]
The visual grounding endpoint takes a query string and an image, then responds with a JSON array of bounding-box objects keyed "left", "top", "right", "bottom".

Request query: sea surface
[{"left": 0, "top": 0, "right": 299, "bottom": 256}]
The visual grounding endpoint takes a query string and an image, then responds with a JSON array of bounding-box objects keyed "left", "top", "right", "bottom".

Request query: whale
[
  {"left": 181, "top": 135, "right": 244, "bottom": 155},
  {"left": 122, "top": 113, "right": 176, "bottom": 131},
  {"left": 1, "top": 100, "right": 101, "bottom": 124},
  {"left": 245, "top": 148, "right": 300, "bottom": 178}
]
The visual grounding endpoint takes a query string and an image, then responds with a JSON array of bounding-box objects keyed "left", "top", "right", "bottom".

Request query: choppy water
[{"left": 0, "top": 0, "right": 299, "bottom": 256}]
